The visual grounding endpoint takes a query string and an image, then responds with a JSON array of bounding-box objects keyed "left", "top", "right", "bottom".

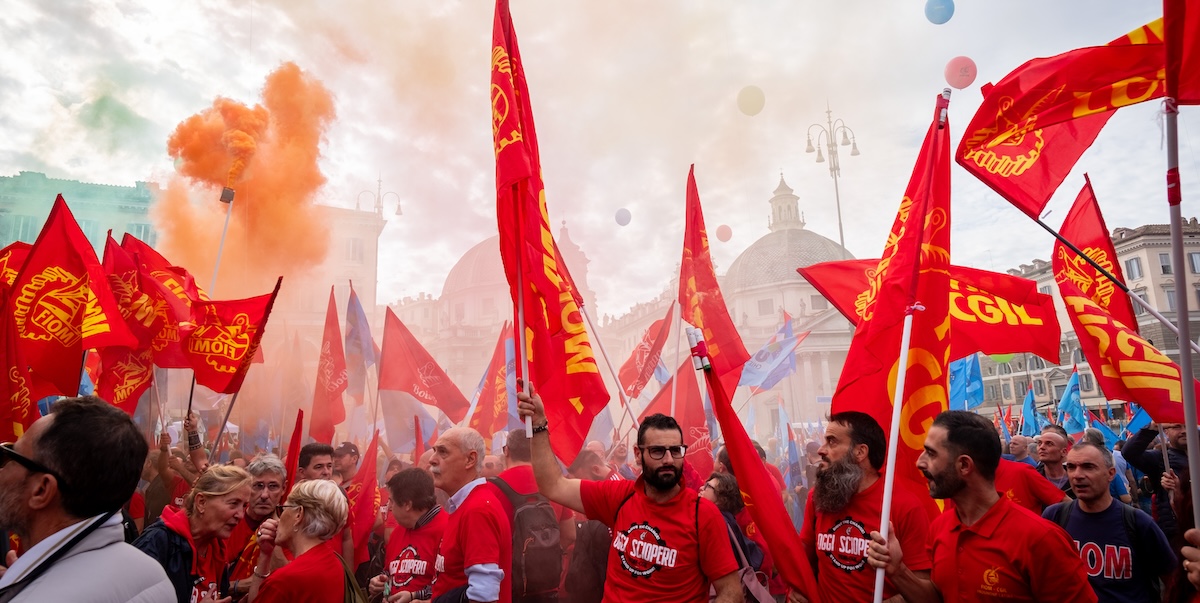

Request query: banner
[
  {"left": 468, "top": 324, "right": 514, "bottom": 448},
  {"left": 617, "top": 304, "right": 674, "bottom": 401},
  {"left": 0, "top": 242, "right": 31, "bottom": 290},
  {"left": 310, "top": 287, "right": 348, "bottom": 443},
  {"left": 377, "top": 309, "right": 469, "bottom": 424},
  {"left": 1055, "top": 178, "right": 1138, "bottom": 331},
  {"left": 346, "top": 430, "right": 381, "bottom": 566},
  {"left": 740, "top": 314, "right": 807, "bottom": 394},
  {"left": 344, "top": 281, "right": 377, "bottom": 407},
  {"left": 948, "top": 355, "right": 984, "bottom": 411},
  {"left": 378, "top": 309, "right": 440, "bottom": 453}
]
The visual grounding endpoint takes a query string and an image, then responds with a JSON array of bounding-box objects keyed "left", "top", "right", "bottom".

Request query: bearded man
[{"left": 790, "top": 412, "right": 932, "bottom": 603}]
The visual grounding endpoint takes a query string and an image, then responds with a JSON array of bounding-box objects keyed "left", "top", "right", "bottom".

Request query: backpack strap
[
  {"left": 487, "top": 477, "right": 525, "bottom": 511},
  {"left": 611, "top": 489, "right": 636, "bottom": 525},
  {"left": 1053, "top": 499, "right": 1076, "bottom": 528}
]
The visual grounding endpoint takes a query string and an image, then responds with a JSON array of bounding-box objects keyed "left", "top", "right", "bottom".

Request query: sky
[{"left": 1, "top": 0, "right": 1194, "bottom": 319}]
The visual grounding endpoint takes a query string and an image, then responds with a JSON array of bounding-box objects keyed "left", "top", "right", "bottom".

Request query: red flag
[
  {"left": 310, "top": 287, "right": 348, "bottom": 443},
  {"left": 617, "top": 304, "right": 674, "bottom": 400},
  {"left": 492, "top": 0, "right": 610, "bottom": 463},
  {"left": 799, "top": 260, "right": 1061, "bottom": 363},
  {"left": 8, "top": 195, "right": 136, "bottom": 400},
  {"left": 1054, "top": 178, "right": 1138, "bottom": 331},
  {"left": 122, "top": 234, "right": 206, "bottom": 368},
  {"left": 701, "top": 365, "right": 820, "bottom": 603},
  {"left": 375, "top": 309, "right": 469, "bottom": 423},
  {"left": 184, "top": 277, "right": 280, "bottom": 394},
  {"left": 679, "top": 166, "right": 750, "bottom": 391},
  {"left": 639, "top": 362, "right": 713, "bottom": 479},
  {"left": 346, "top": 430, "right": 381, "bottom": 566},
  {"left": 0, "top": 291, "right": 35, "bottom": 440},
  {"left": 282, "top": 409, "right": 304, "bottom": 500},
  {"left": 96, "top": 235, "right": 164, "bottom": 414},
  {"left": 957, "top": 21, "right": 1166, "bottom": 218},
  {"left": 833, "top": 94, "right": 953, "bottom": 519},
  {"left": 0, "top": 242, "right": 31, "bottom": 290},
  {"left": 1166, "top": 0, "right": 1200, "bottom": 104},
  {"left": 468, "top": 324, "right": 513, "bottom": 448}
]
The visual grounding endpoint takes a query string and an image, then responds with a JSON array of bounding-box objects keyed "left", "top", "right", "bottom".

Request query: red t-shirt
[
  {"left": 766, "top": 464, "right": 786, "bottom": 492},
  {"left": 799, "top": 476, "right": 932, "bottom": 602},
  {"left": 128, "top": 491, "right": 145, "bottom": 520},
  {"left": 495, "top": 465, "right": 574, "bottom": 523},
  {"left": 255, "top": 542, "right": 346, "bottom": 603},
  {"left": 580, "top": 478, "right": 738, "bottom": 603},
  {"left": 385, "top": 509, "right": 448, "bottom": 594},
  {"left": 927, "top": 495, "right": 1096, "bottom": 602},
  {"left": 432, "top": 482, "right": 512, "bottom": 603},
  {"left": 993, "top": 459, "right": 1067, "bottom": 513},
  {"left": 226, "top": 514, "right": 268, "bottom": 580},
  {"left": 160, "top": 506, "right": 226, "bottom": 602},
  {"left": 170, "top": 475, "right": 190, "bottom": 508}
]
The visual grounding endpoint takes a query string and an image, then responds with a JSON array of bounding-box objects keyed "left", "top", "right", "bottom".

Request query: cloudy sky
[{"left": 0, "top": 0, "right": 1191, "bottom": 318}]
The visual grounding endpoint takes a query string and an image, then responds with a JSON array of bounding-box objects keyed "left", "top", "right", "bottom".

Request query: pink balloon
[
  {"left": 716, "top": 224, "right": 732, "bottom": 242},
  {"left": 945, "top": 56, "right": 977, "bottom": 90}
]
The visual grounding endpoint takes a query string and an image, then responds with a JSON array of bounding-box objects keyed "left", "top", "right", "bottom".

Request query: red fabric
[
  {"left": 432, "top": 482, "right": 512, "bottom": 603},
  {"left": 255, "top": 541, "right": 346, "bottom": 603},
  {"left": 384, "top": 509, "right": 447, "bottom": 594},
  {"left": 832, "top": 95, "right": 952, "bottom": 522},
  {"left": 170, "top": 475, "right": 190, "bottom": 508},
  {"left": 800, "top": 260, "right": 1061, "bottom": 363},
  {"left": 704, "top": 346, "right": 821, "bottom": 603},
  {"left": 282, "top": 409, "right": 304, "bottom": 500},
  {"left": 0, "top": 242, "right": 31, "bottom": 290},
  {"left": 765, "top": 464, "right": 785, "bottom": 492},
  {"left": 798, "top": 478, "right": 931, "bottom": 601},
  {"left": 1165, "top": 0, "right": 1200, "bottom": 104},
  {"left": 491, "top": 0, "right": 609, "bottom": 465},
  {"left": 121, "top": 234, "right": 205, "bottom": 369},
  {"left": 993, "top": 459, "right": 1067, "bottom": 513},
  {"left": 468, "top": 324, "right": 511, "bottom": 449},
  {"left": 579, "top": 478, "right": 737, "bottom": 603},
  {"left": 639, "top": 362, "right": 714, "bottom": 479},
  {"left": 129, "top": 491, "right": 145, "bottom": 520},
  {"left": 927, "top": 496, "right": 1096, "bottom": 602},
  {"left": 6, "top": 195, "right": 135, "bottom": 402},
  {"left": 160, "top": 506, "right": 226, "bottom": 602},
  {"left": 734, "top": 508, "right": 780, "bottom": 594},
  {"left": 377, "top": 308, "right": 469, "bottom": 423},
  {"left": 957, "top": 22, "right": 1165, "bottom": 219},
  {"left": 0, "top": 294, "right": 33, "bottom": 441},
  {"left": 1054, "top": 183, "right": 1200, "bottom": 423},
  {"left": 618, "top": 305, "right": 674, "bottom": 400},
  {"left": 183, "top": 278, "right": 280, "bottom": 394},
  {"left": 226, "top": 514, "right": 268, "bottom": 580},
  {"left": 496, "top": 465, "right": 573, "bottom": 522},
  {"left": 310, "top": 287, "right": 347, "bottom": 443},
  {"left": 347, "top": 430, "right": 381, "bottom": 566},
  {"left": 678, "top": 166, "right": 749, "bottom": 391}
]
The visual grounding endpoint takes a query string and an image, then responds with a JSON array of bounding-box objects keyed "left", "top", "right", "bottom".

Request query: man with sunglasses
[
  {"left": 518, "top": 391, "right": 741, "bottom": 603},
  {"left": 0, "top": 395, "right": 174, "bottom": 602},
  {"left": 225, "top": 454, "right": 287, "bottom": 600}
]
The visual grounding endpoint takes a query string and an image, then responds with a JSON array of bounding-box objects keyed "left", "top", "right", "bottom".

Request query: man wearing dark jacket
[{"left": 1123, "top": 423, "right": 1189, "bottom": 539}]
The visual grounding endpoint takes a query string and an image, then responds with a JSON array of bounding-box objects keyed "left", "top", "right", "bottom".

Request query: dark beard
[
  {"left": 813, "top": 456, "right": 863, "bottom": 513},
  {"left": 925, "top": 467, "right": 965, "bottom": 499},
  {"left": 643, "top": 465, "right": 682, "bottom": 492}
]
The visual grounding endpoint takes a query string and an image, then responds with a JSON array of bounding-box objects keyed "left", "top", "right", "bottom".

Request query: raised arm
[{"left": 517, "top": 389, "right": 584, "bottom": 514}]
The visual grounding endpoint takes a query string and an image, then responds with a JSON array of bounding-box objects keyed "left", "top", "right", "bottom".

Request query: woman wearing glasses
[
  {"left": 134, "top": 464, "right": 254, "bottom": 603},
  {"left": 245, "top": 479, "right": 350, "bottom": 603}
]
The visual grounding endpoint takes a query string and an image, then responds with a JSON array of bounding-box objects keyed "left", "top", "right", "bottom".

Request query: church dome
[
  {"left": 441, "top": 235, "right": 506, "bottom": 299},
  {"left": 724, "top": 228, "right": 853, "bottom": 291}
]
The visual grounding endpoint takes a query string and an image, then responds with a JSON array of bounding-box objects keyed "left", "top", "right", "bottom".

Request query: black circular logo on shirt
[
  {"left": 390, "top": 545, "right": 420, "bottom": 588},
  {"left": 615, "top": 522, "right": 679, "bottom": 578},
  {"left": 824, "top": 518, "right": 870, "bottom": 572}
]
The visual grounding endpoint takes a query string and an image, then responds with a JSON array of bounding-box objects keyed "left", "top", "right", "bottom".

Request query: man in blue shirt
[{"left": 1043, "top": 441, "right": 1174, "bottom": 603}]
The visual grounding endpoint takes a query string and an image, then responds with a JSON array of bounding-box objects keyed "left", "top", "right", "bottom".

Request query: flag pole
[
  {"left": 210, "top": 392, "right": 239, "bottom": 457},
  {"left": 185, "top": 187, "right": 237, "bottom": 421},
  {"left": 512, "top": 184, "right": 534, "bottom": 438},
  {"left": 579, "top": 304, "right": 640, "bottom": 431},
  {"left": 671, "top": 300, "right": 684, "bottom": 417}
]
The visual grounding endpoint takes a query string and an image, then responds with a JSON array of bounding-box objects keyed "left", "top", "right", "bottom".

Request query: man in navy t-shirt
[{"left": 1043, "top": 441, "right": 1174, "bottom": 603}]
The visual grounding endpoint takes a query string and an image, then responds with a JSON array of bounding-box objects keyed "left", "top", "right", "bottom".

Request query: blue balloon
[{"left": 925, "top": 0, "right": 954, "bottom": 24}]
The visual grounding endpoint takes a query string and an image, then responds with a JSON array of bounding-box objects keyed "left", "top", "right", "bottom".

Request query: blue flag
[
  {"left": 1125, "top": 407, "right": 1151, "bottom": 435},
  {"left": 948, "top": 355, "right": 984, "bottom": 411},
  {"left": 1089, "top": 417, "right": 1119, "bottom": 449},
  {"left": 1060, "top": 370, "right": 1088, "bottom": 435},
  {"left": 1000, "top": 413, "right": 1012, "bottom": 444},
  {"left": 739, "top": 316, "right": 805, "bottom": 393},
  {"left": 1020, "top": 386, "right": 1047, "bottom": 436},
  {"left": 345, "top": 283, "right": 378, "bottom": 406},
  {"left": 653, "top": 357, "right": 670, "bottom": 386}
]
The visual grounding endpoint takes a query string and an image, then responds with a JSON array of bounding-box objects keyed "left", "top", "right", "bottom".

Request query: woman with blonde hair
[
  {"left": 247, "top": 479, "right": 354, "bottom": 602},
  {"left": 134, "top": 464, "right": 253, "bottom": 603}
]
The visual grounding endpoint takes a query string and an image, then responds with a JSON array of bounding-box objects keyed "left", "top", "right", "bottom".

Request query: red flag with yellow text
[
  {"left": 799, "top": 260, "right": 1060, "bottom": 363},
  {"left": 346, "top": 430, "right": 381, "bottom": 566},
  {"left": 310, "top": 287, "right": 347, "bottom": 443},
  {"left": 122, "top": 234, "right": 207, "bottom": 368},
  {"left": 0, "top": 292, "right": 35, "bottom": 440},
  {"left": 833, "top": 94, "right": 953, "bottom": 519},
  {"left": 639, "top": 361, "right": 714, "bottom": 479},
  {"left": 96, "top": 235, "right": 165, "bottom": 413},
  {"left": 469, "top": 324, "right": 513, "bottom": 448},
  {"left": 679, "top": 166, "right": 750, "bottom": 391},
  {"left": 618, "top": 304, "right": 674, "bottom": 401},
  {"left": 1054, "top": 178, "right": 1138, "bottom": 330},
  {"left": 492, "top": 0, "right": 609, "bottom": 462},
  {"left": 0, "top": 242, "right": 31, "bottom": 290},
  {"left": 183, "top": 277, "right": 279, "bottom": 394},
  {"left": 8, "top": 195, "right": 136, "bottom": 400},
  {"left": 1166, "top": 0, "right": 1200, "bottom": 104},
  {"left": 957, "top": 21, "right": 1166, "bottom": 218}
]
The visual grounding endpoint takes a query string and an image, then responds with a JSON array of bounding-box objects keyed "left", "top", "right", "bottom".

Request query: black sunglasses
[
  {"left": 0, "top": 442, "right": 64, "bottom": 485},
  {"left": 275, "top": 504, "right": 300, "bottom": 518}
]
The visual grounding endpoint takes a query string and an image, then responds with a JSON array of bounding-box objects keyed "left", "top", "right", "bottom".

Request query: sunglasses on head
[{"left": 0, "top": 442, "right": 64, "bottom": 485}]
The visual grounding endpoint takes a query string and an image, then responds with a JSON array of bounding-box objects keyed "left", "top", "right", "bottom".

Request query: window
[
  {"left": 347, "top": 238, "right": 364, "bottom": 263},
  {"left": 1161, "top": 253, "right": 1173, "bottom": 275},
  {"left": 810, "top": 295, "right": 829, "bottom": 311},
  {"left": 77, "top": 219, "right": 100, "bottom": 246},
  {"left": 1002, "top": 383, "right": 1012, "bottom": 399},
  {"left": 1034, "top": 380, "right": 1046, "bottom": 395},
  {"left": 999, "top": 364, "right": 1012, "bottom": 375},
  {"left": 757, "top": 299, "right": 773, "bottom": 316},
  {"left": 454, "top": 302, "right": 465, "bottom": 322},
  {"left": 1191, "top": 252, "right": 1200, "bottom": 274},
  {"left": 1125, "top": 257, "right": 1143, "bottom": 280},
  {"left": 1072, "top": 349, "right": 1084, "bottom": 364},
  {"left": 1166, "top": 288, "right": 1177, "bottom": 312},
  {"left": 1080, "top": 373, "right": 1094, "bottom": 391},
  {"left": 986, "top": 385, "right": 997, "bottom": 400},
  {"left": 1134, "top": 292, "right": 1149, "bottom": 316},
  {"left": 1030, "top": 357, "right": 1045, "bottom": 370},
  {"left": 1014, "top": 378, "right": 1028, "bottom": 392},
  {"left": 1039, "top": 285, "right": 1053, "bottom": 295},
  {"left": 987, "top": 367, "right": 994, "bottom": 376},
  {"left": 11, "top": 215, "right": 39, "bottom": 242},
  {"left": 125, "top": 223, "right": 157, "bottom": 246},
  {"left": 1054, "top": 384, "right": 1067, "bottom": 400}
]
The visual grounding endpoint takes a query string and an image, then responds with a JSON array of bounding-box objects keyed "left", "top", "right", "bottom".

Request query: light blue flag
[
  {"left": 504, "top": 334, "right": 522, "bottom": 430},
  {"left": 1060, "top": 370, "right": 1088, "bottom": 435},
  {"left": 1090, "top": 418, "right": 1119, "bottom": 449},
  {"left": 1000, "top": 414, "right": 1012, "bottom": 444},
  {"left": 949, "top": 355, "right": 984, "bottom": 411},
  {"left": 1020, "top": 386, "right": 1043, "bottom": 437},
  {"left": 345, "top": 284, "right": 378, "bottom": 406},
  {"left": 740, "top": 335, "right": 805, "bottom": 391},
  {"left": 653, "top": 357, "right": 670, "bottom": 386},
  {"left": 1125, "top": 407, "right": 1151, "bottom": 435}
]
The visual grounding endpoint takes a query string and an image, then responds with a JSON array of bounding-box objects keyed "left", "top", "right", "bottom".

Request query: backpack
[
  {"left": 1052, "top": 500, "right": 1162, "bottom": 600},
  {"left": 488, "top": 477, "right": 564, "bottom": 601}
]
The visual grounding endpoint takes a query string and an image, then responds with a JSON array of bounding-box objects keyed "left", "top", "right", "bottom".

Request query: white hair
[
  {"left": 444, "top": 427, "right": 487, "bottom": 476},
  {"left": 289, "top": 479, "right": 348, "bottom": 541}
]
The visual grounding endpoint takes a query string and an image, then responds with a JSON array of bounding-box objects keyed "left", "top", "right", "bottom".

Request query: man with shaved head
[{"left": 1036, "top": 425, "right": 1074, "bottom": 498}]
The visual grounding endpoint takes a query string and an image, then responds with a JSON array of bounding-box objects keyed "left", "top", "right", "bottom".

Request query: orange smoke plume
[{"left": 153, "top": 62, "right": 336, "bottom": 298}]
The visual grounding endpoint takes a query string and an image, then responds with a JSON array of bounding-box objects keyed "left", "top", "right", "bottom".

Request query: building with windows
[
  {"left": 0, "top": 171, "right": 160, "bottom": 253},
  {"left": 978, "top": 218, "right": 1200, "bottom": 428}
]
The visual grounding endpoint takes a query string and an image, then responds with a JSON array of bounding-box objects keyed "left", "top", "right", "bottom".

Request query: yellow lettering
[{"left": 949, "top": 292, "right": 976, "bottom": 323}]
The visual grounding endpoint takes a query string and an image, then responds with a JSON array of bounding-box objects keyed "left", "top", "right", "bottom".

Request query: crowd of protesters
[{"left": 7, "top": 395, "right": 1200, "bottom": 602}]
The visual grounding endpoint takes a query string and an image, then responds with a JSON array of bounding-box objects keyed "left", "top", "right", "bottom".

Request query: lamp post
[
  {"left": 805, "top": 106, "right": 860, "bottom": 254},
  {"left": 357, "top": 174, "right": 401, "bottom": 215}
]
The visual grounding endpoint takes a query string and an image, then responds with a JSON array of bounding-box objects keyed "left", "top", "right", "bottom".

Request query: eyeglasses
[
  {"left": 642, "top": 445, "right": 687, "bottom": 460},
  {"left": 1063, "top": 462, "right": 1102, "bottom": 472},
  {"left": 275, "top": 504, "right": 300, "bottom": 517},
  {"left": 699, "top": 482, "right": 716, "bottom": 492},
  {"left": 252, "top": 481, "right": 283, "bottom": 493},
  {"left": 0, "top": 442, "right": 64, "bottom": 485}
]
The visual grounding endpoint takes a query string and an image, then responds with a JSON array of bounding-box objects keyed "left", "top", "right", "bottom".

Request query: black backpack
[
  {"left": 488, "top": 477, "right": 564, "bottom": 601},
  {"left": 1052, "top": 500, "right": 1162, "bottom": 600}
]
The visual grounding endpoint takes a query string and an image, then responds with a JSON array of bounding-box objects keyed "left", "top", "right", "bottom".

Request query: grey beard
[{"left": 813, "top": 458, "right": 864, "bottom": 514}]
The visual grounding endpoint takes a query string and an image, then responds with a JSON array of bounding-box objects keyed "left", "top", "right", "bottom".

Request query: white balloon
[{"left": 615, "top": 208, "right": 632, "bottom": 226}]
